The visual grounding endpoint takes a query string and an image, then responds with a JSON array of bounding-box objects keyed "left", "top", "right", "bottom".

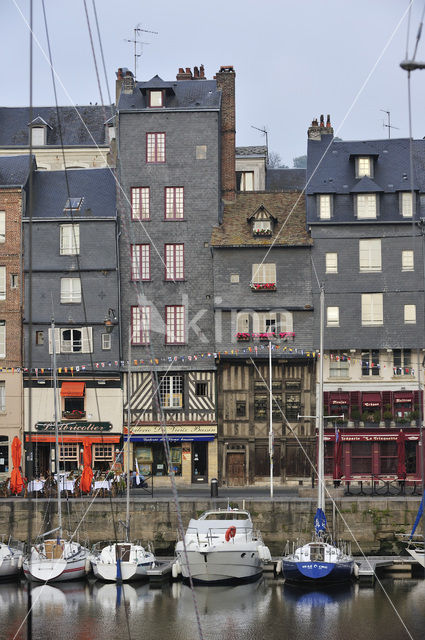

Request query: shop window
[
  {"left": 393, "top": 349, "right": 411, "bottom": 376},
  {"left": 380, "top": 442, "right": 397, "bottom": 474},
  {"left": 134, "top": 446, "right": 153, "bottom": 476},
  {"left": 254, "top": 395, "right": 267, "bottom": 419},
  {"left": 59, "top": 443, "right": 79, "bottom": 471},
  {"left": 192, "top": 442, "right": 207, "bottom": 480},
  {"left": 324, "top": 441, "right": 334, "bottom": 475},
  {"left": 236, "top": 401, "right": 246, "bottom": 417},
  {"left": 170, "top": 446, "right": 182, "bottom": 476},
  {"left": 286, "top": 393, "right": 301, "bottom": 421},
  {"left": 406, "top": 441, "right": 417, "bottom": 474},
  {"left": 351, "top": 442, "right": 372, "bottom": 474},
  {"left": 159, "top": 374, "right": 183, "bottom": 408},
  {"left": 93, "top": 444, "right": 114, "bottom": 471},
  {"left": 0, "top": 435, "right": 8, "bottom": 472},
  {"left": 195, "top": 382, "right": 208, "bottom": 396}
]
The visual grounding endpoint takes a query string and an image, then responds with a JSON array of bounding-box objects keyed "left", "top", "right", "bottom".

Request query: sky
[{"left": 2, "top": 0, "right": 425, "bottom": 166}]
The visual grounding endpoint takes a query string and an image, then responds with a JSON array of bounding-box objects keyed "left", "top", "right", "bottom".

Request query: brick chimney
[
  {"left": 176, "top": 67, "right": 193, "bottom": 80},
  {"left": 216, "top": 66, "right": 236, "bottom": 202},
  {"left": 308, "top": 114, "right": 334, "bottom": 140}
]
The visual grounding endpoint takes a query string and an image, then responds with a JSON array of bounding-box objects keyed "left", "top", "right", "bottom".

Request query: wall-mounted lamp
[{"left": 104, "top": 308, "right": 118, "bottom": 333}]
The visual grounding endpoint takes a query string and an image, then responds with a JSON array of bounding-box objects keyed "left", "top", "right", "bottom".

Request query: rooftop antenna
[
  {"left": 380, "top": 109, "right": 399, "bottom": 139},
  {"left": 251, "top": 125, "right": 268, "bottom": 164},
  {"left": 125, "top": 24, "right": 158, "bottom": 81}
]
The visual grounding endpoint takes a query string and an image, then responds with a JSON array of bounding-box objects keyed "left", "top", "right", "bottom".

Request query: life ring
[{"left": 225, "top": 526, "right": 236, "bottom": 542}]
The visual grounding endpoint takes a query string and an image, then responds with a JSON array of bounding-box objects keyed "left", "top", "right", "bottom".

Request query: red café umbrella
[
  {"left": 397, "top": 429, "right": 406, "bottom": 479},
  {"left": 334, "top": 429, "right": 343, "bottom": 481},
  {"left": 79, "top": 441, "right": 93, "bottom": 493},
  {"left": 10, "top": 436, "right": 24, "bottom": 495}
]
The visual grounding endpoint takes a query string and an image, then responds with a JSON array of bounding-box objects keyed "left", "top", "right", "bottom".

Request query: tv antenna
[
  {"left": 380, "top": 110, "right": 399, "bottom": 139},
  {"left": 125, "top": 24, "right": 158, "bottom": 81},
  {"left": 251, "top": 125, "right": 268, "bottom": 164}
]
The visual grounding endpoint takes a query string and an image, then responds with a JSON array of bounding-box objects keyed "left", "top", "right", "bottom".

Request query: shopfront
[
  {"left": 127, "top": 424, "right": 218, "bottom": 485},
  {"left": 328, "top": 393, "right": 349, "bottom": 417}
]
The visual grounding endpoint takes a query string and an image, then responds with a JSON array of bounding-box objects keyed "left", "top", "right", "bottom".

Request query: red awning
[
  {"left": 329, "top": 393, "right": 349, "bottom": 405},
  {"left": 394, "top": 391, "right": 413, "bottom": 404},
  {"left": 362, "top": 392, "right": 381, "bottom": 407},
  {"left": 60, "top": 382, "right": 86, "bottom": 397},
  {"left": 26, "top": 435, "right": 120, "bottom": 444}
]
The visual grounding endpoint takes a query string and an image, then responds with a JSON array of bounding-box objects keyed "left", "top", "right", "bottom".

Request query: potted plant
[
  {"left": 360, "top": 411, "right": 369, "bottom": 428},
  {"left": 350, "top": 407, "right": 360, "bottom": 426},
  {"left": 383, "top": 407, "right": 394, "bottom": 427}
]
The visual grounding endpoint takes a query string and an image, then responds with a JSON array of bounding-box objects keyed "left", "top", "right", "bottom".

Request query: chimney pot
[
  {"left": 326, "top": 114, "right": 331, "bottom": 128},
  {"left": 320, "top": 114, "right": 324, "bottom": 127},
  {"left": 200, "top": 64, "right": 205, "bottom": 78},
  {"left": 194, "top": 66, "right": 199, "bottom": 78}
]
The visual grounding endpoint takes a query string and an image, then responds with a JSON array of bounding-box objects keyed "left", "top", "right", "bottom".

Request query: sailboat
[
  {"left": 398, "top": 495, "right": 425, "bottom": 568},
  {"left": 90, "top": 335, "right": 156, "bottom": 582},
  {"left": 23, "top": 320, "right": 90, "bottom": 583},
  {"left": 0, "top": 538, "right": 24, "bottom": 579},
  {"left": 281, "top": 287, "right": 355, "bottom": 584}
]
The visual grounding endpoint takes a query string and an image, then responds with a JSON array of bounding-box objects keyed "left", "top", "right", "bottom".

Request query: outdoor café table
[
  {"left": 27, "top": 480, "right": 44, "bottom": 493},
  {"left": 56, "top": 477, "right": 75, "bottom": 493},
  {"left": 94, "top": 479, "right": 111, "bottom": 491}
]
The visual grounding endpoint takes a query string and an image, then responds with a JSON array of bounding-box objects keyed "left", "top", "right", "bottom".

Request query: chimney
[
  {"left": 200, "top": 64, "right": 205, "bottom": 79},
  {"left": 193, "top": 66, "right": 199, "bottom": 78},
  {"left": 122, "top": 70, "right": 135, "bottom": 95},
  {"left": 115, "top": 67, "right": 125, "bottom": 104},
  {"left": 216, "top": 65, "right": 236, "bottom": 202},
  {"left": 176, "top": 67, "right": 193, "bottom": 80},
  {"left": 307, "top": 114, "right": 334, "bottom": 140}
]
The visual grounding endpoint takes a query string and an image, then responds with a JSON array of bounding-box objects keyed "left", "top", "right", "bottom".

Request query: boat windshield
[{"left": 309, "top": 544, "right": 325, "bottom": 561}]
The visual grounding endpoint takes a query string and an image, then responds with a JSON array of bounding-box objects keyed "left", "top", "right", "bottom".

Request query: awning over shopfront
[
  {"left": 60, "top": 382, "right": 85, "bottom": 397},
  {"left": 362, "top": 392, "right": 381, "bottom": 408},
  {"left": 393, "top": 391, "right": 413, "bottom": 404},
  {"left": 329, "top": 393, "right": 349, "bottom": 405},
  {"left": 25, "top": 434, "right": 120, "bottom": 444}
]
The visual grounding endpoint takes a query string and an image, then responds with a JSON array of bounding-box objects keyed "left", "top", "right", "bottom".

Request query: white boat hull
[
  {"left": 23, "top": 539, "right": 89, "bottom": 583},
  {"left": 90, "top": 543, "right": 156, "bottom": 582},
  {"left": 0, "top": 544, "right": 23, "bottom": 579},
  {"left": 406, "top": 547, "right": 425, "bottom": 568},
  {"left": 176, "top": 547, "right": 263, "bottom": 584}
]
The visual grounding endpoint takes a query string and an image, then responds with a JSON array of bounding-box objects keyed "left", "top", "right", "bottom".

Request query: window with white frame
[
  {"left": 400, "top": 192, "right": 414, "bottom": 218},
  {"left": 252, "top": 220, "right": 272, "bottom": 234},
  {"left": 327, "top": 306, "right": 340, "bottom": 326},
  {"left": 252, "top": 311, "right": 293, "bottom": 333},
  {"left": 93, "top": 444, "right": 114, "bottom": 462},
  {"left": 404, "top": 304, "right": 416, "bottom": 324},
  {"left": 60, "top": 278, "right": 81, "bottom": 303},
  {"left": 329, "top": 352, "right": 350, "bottom": 378},
  {"left": 356, "top": 156, "right": 372, "bottom": 178},
  {"left": 131, "top": 305, "right": 150, "bottom": 344},
  {"left": 60, "top": 224, "right": 80, "bottom": 255},
  {"left": 236, "top": 312, "right": 250, "bottom": 334},
  {"left": 146, "top": 132, "right": 165, "bottom": 163},
  {"left": 149, "top": 90, "right": 163, "bottom": 107},
  {"left": 251, "top": 263, "right": 276, "bottom": 285},
  {"left": 393, "top": 349, "right": 412, "bottom": 375},
  {"left": 31, "top": 126, "right": 45, "bottom": 146},
  {"left": 131, "top": 244, "right": 150, "bottom": 281},
  {"left": 402, "top": 250, "right": 414, "bottom": 271},
  {"left": 48, "top": 327, "right": 93, "bottom": 354},
  {"left": 236, "top": 171, "right": 254, "bottom": 191},
  {"left": 0, "top": 267, "right": 6, "bottom": 300},
  {"left": 0, "top": 212, "right": 5, "bottom": 244},
  {"left": 0, "top": 322, "right": 5, "bottom": 358},
  {"left": 159, "top": 374, "right": 183, "bottom": 408},
  {"left": 356, "top": 194, "right": 377, "bottom": 219},
  {"left": 361, "top": 349, "right": 380, "bottom": 376},
  {"left": 361, "top": 293, "right": 383, "bottom": 326},
  {"left": 196, "top": 145, "right": 207, "bottom": 160},
  {"left": 131, "top": 187, "right": 150, "bottom": 220},
  {"left": 59, "top": 443, "right": 78, "bottom": 461},
  {"left": 101, "top": 333, "right": 111, "bottom": 350},
  {"left": 325, "top": 252, "right": 338, "bottom": 273},
  {"left": 359, "top": 239, "right": 381, "bottom": 272},
  {"left": 0, "top": 381, "right": 5, "bottom": 411},
  {"left": 165, "top": 187, "right": 184, "bottom": 219},
  {"left": 166, "top": 305, "right": 185, "bottom": 344},
  {"left": 318, "top": 194, "right": 331, "bottom": 219},
  {"left": 165, "top": 244, "right": 184, "bottom": 280}
]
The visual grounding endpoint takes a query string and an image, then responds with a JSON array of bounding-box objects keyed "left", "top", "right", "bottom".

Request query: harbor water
[{"left": 1, "top": 577, "right": 423, "bottom": 640}]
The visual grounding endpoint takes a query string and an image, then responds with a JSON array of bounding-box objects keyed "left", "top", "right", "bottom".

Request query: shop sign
[
  {"left": 363, "top": 402, "right": 380, "bottom": 407},
  {"left": 331, "top": 400, "right": 348, "bottom": 405},
  {"left": 131, "top": 424, "right": 217, "bottom": 435},
  {"left": 35, "top": 422, "right": 113, "bottom": 433}
]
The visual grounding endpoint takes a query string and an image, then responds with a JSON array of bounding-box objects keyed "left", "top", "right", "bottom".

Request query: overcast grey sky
[{"left": 3, "top": 0, "right": 425, "bottom": 166}]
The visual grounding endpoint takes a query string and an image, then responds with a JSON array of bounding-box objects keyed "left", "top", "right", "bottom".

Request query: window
[
  {"left": 230, "top": 274, "right": 240, "bottom": 283},
  {"left": 165, "top": 244, "right": 184, "bottom": 280},
  {"left": 400, "top": 192, "right": 414, "bottom": 218},
  {"left": 131, "top": 244, "right": 150, "bottom": 281},
  {"left": 356, "top": 156, "right": 372, "bottom": 178},
  {"left": 10, "top": 275, "right": 18, "bottom": 289},
  {"left": 361, "top": 293, "right": 383, "bottom": 325},
  {"left": 195, "top": 382, "right": 208, "bottom": 396},
  {"left": 318, "top": 194, "right": 331, "bottom": 219},
  {"left": 286, "top": 393, "right": 301, "bottom": 421},
  {"left": 359, "top": 239, "right": 381, "bottom": 272},
  {"left": 0, "top": 322, "right": 5, "bottom": 358},
  {"left": 236, "top": 401, "right": 246, "bottom": 417},
  {"left": 149, "top": 90, "right": 163, "bottom": 107},
  {"left": 252, "top": 220, "right": 271, "bottom": 235},
  {"left": 60, "top": 224, "right": 80, "bottom": 255},
  {"left": 329, "top": 352, "right": 350, "bottom": 378},
  {"left": 101, "top": 333, "right": 111, "bottom": 350},
  {"left": 166, "top": 305, "right": 185, "bottom": 344},
  {"left": 361, "top": 350, "right": 380, "bottom": 376},
  {"left": 131, "top": 305, "right": 150, "bottom": 344},
  {"left": 49, "top": 327, "right": 93, "bottom": 354},
  {"left": 356, "top": 194, "right": 377, "bottom": 219},
  {"left": 35, "top": 331, "right": 44, "bottom": 345},
  {"left": 351, "top": 442, "right": 372, "bottom": 473},
  {"left": 146, "top": 132, "right": 165, "bottom": 163},
  {"left": 254, "top": 395, "right": 267, "bottom": 419},
  {"left": 196, "top": 145, "right": 207, "bottom": 160},
  {"left": 0, "top": 212, "right": 5, "bottom": 243},
  {"left": 236, "top": 171, "right": 254, "bottom": 191},
  {"left": 59, "top": 443, "right": 79, "bottom": 462},
  {"left": 0, "top": 382, "right": 5, "bottom": 412},
  {"left": 402, "top": 250, "right": 414, "bottom": 271},
  {"left": 236, "top": 312, "right": 249, "bottom": 334},
  {"left": 93, "top": 444, "right": 114, "bottom": 471},
  {"left": 31, "top": 127, "right": 45, "bottom": 146},
  {"left": 159, "top": 374, "right": 183, "bottom": 408},
  {"left": 0, "top": 268, "right": 5, "bottom": 300},
  {"left": 131, "top": 187, "right": 150, "bottom": 220},
  {"left": 326, "top": 306, "right": 339, "bottom": 326},
  {"left": 325, "top": 253, "right": 338, "bottom": 273},
  {"left": 393, "top": 349, "right": 412, "bottom": 376},
  {"left": 252, "top": 311, "right": 278, "bottom": 333},
  {"left": 61, "top": 278, "right": 81, "bottom": 303},
  {"left": 404, "top": 304, "right": 416, "bottom": 324},
  {"left": 252, "top": 263, "right": 276, "bottom": 285},
  {"left": 165, "top": 187, "right": 184, "bottom": 219},
  {"left": 64, "top": 197, "right": 83, "bottom": 212},
  {"left": 380, "top": 442, "right": 397, "bottom": 474}
]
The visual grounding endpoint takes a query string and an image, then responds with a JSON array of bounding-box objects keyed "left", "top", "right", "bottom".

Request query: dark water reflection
[{"left": 0, "top": 577, "right": 424, "bottom": 640}]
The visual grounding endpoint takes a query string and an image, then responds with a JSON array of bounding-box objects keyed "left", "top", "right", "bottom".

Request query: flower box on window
[
  {"left": 253, "top": 228, "right": 272, "bottom": 237},
  {"left": 62, "top": 410, "right": 86, "bottom": 420},
  {"left": 251, "top": 283, "right": 276, "bottom": 291},
  {"left": 236, "top": 332, "right": 251, "bottom": 341},
  {"left": 259, "top": 332, "right": 276, "bottom": 340}
]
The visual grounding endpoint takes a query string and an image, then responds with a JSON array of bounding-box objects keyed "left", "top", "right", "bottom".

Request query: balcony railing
[{"left": 62, "top": 410, "right": 86, "bottom": 420}]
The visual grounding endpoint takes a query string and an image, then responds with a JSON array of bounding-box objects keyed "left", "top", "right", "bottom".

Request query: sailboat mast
[
  {"left": 318, "top": 286, "right": 325, "bottom": 512},
  {"left": 126, "top": 329, "right": 131, "bottom": 542},
  {"left": 52, "top": 318, "right": 62, "bottom": 537}
]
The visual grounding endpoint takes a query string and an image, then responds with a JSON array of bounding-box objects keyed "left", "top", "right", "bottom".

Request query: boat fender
[
  {"left": 275, "top": 559, "right": 282, "bottom": 575},
  {"left": 260, "top": 545, "right": 272, "bottom": 562},
  {"left": 172, "top": 562, "right": 180, "bottom": 579},
  {"left": 18, "top": 555, "right": 23, "bottom": 569},
  {"left": 353, "top": 562, "right": 359, "bottom": 578},
  {"left": 85, "top": 558, "right": 91, "bottom": 573},
  {"left": 225, "top": 526, "right": 236, "bottom": 542}
]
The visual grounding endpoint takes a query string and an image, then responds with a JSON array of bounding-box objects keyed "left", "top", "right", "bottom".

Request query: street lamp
[{"left": 103, "top": 308, "right": 117, "bottom": 333}]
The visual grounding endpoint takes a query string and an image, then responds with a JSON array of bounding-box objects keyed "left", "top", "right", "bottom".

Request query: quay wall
[{"left": 0, "top": 497, "right": 421, "bottom": 556}]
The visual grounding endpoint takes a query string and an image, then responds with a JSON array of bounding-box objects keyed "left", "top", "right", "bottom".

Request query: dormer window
[
  {"left": 236, "top": 171, "right": 254, "bottom": 191},
  {"left": 31, "top": 126, "right": 45, "bottom": 146},
  {"left": 356, "top": 156, "right": 373, "bottom": 178},
  {"left": 64, "top": 198, "right": 83, "bottom": 212},
  {"left": 149, "top": 90, "right": 164, "bottom": 107},
  {"left": 253, "top": 220, "right": 272, "bottom": 236},
  {"left": 400, "top": 192, "right": 414, "bottom": 218}
]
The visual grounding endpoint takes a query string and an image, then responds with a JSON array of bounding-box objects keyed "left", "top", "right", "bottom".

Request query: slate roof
[
  {"left": 211, "top": 192, "right": 311, "bottom": 247},
  {"left": 0, "top": 105, "right": 114, "bottom": 146},
  {"left": 0, "top": 155, "right": 32, "bottom": 186},
  {"left": 266, "top": 168, "right": 306, "bottom": 191},
  {"left": 28, "top": 168, "right": 116, "bottom": 219},
  {"left": 307, "top": 137, "right": 425, "bottom": 194},
  {"left": 236, "top": 146, "right": 267, "bottom": 157},
  {"left": 118, "top": 78, "right": 220, "bottom": 111}
]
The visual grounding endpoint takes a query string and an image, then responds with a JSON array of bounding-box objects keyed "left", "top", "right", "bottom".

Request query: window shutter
[
  {"left": 48, "top": 328, "right": 61, "bottom": 354},
  {"left": 0, "top": 268, "right": 6, "bottom": 300},
  {"left": 361, "top": 294, "right": 372, "bottom": 324},
  {"left": 252, "top": 313, "right": 260, "bottom": 333},
  {"left": 236, "top": 312, "right": 249, "bottom": 333},
  {"left": 81, "top": 327, "right": 93, "bottom": 353}
]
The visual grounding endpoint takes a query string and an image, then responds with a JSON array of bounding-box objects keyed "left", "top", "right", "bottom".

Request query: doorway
[
  {"left": 192, "top": 442, "right": 208, "bottom": 483},
  {"left": 34, "top": 444, "right": 51, "bottom": 477},
  {"left": 227, "top": 452, "right": 245, "bottom": 486}
]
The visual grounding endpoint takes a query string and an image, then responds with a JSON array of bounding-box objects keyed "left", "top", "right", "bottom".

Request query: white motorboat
[
  {"left": 90, "top": 542, "right": 156, "bottom": 582},
  {"left": 23, "top": 537, "right": 89, "bottom": 583},
  {"left": 0, "top": 539, "right": 24, "bottom": 579},
  {"left": 173, "top": 509, "right": 271, "bottom": 584}
]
